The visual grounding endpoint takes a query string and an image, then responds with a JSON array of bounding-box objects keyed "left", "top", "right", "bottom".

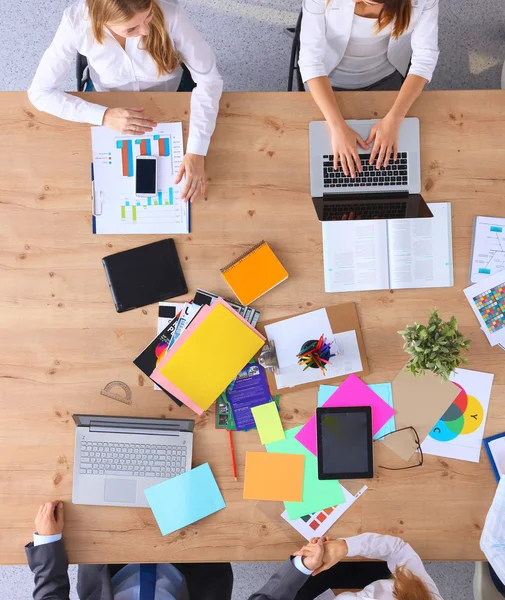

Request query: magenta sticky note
[{"left": 295, "top": 374, "right": 396, "bottom": 456}]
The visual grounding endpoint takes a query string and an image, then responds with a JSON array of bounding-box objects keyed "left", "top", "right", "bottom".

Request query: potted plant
[{"left": 398, "top": 309, "right": 471, "bottom": 380}]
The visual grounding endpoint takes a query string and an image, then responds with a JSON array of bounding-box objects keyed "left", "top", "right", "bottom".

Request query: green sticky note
[
  {"left": 252, "top": 402, "right": 285, "bottom": 445},
  {"left": 266, "top": 426, "right": 345, "bottom": 520}
]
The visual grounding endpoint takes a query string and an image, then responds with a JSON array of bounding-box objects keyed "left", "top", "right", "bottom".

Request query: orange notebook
[{"left": 221, "top": 241, "right": 288, "bottom": 305}]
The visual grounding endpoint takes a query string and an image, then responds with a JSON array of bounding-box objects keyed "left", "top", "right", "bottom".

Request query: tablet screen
[{"left": 317, "top": 407, "right": 373, "bottom": 479}]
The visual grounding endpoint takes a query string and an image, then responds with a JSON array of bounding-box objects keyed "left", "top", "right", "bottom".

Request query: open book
[{"left": 323, "top": 203, "right": 453, "bottom": 293}]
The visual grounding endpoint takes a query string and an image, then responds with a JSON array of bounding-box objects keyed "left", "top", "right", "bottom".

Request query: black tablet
[
  {"left": 316, "top": 407, "right": 374, "bottom": 480},
  {"left": 102, "top": 239, "right": 187, "bottom": 313}
]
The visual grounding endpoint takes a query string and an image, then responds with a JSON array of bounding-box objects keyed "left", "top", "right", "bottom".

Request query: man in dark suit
[{"left": 25, "top": 500, "right": 234, "bottom": 600}]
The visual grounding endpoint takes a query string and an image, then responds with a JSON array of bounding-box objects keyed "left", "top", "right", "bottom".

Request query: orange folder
[
  {"left": 221, "top": 241, "right": 288, "bottom": 305},
  {"left": 243, "top": 452, "right": 304, "bottom": 502}
]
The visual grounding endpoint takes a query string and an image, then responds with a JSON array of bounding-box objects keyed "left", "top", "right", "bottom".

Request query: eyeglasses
[{"left": 376, "top": 426, "right": 424, "bottom": 471}]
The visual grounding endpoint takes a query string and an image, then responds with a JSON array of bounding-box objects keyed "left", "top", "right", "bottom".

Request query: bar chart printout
[{"left": 91, "top": 123, "right": 188, "bottom": 234}]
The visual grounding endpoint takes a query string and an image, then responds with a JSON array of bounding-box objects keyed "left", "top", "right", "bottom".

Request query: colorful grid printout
[{"left": 473, "top": 284, "right": 505, "bottom": 333}]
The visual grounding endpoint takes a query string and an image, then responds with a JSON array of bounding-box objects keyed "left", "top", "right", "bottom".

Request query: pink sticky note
[{"left": 295, "top": 374, "right": 396, "bottom": 456}]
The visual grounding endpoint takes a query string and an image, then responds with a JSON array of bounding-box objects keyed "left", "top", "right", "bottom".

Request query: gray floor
[
  {"left": 1, "top": 0, "right": 504, "bottom": 92},
  {"left": 0, "top": 0, "right": 501, "bottom": 598}
]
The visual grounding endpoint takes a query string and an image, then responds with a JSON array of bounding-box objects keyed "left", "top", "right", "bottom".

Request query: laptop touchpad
[{"left": 104, "top": 479, "right": 137, "bottom": 503}]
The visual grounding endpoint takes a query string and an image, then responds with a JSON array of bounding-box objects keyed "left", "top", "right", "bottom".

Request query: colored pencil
[{"left": 228, "top": 429, "right": 238, "bottom": 481}]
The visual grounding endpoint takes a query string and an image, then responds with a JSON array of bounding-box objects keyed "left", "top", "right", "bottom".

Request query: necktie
[{"left": 139, "top": 563, "right": 157, "bottom": 600}]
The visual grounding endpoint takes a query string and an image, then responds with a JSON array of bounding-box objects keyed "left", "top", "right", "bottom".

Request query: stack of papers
[
  {"left": 295, "top": 374, "right": 396, "bottom": 456},
  {"left": 150, "top": 298, "right": 265, "bottom": 414},
  {"left": 318, "top": 382, "right": 395, "bottom": 440},
  {"left": 266, "top": 427, "right": 345, "bottom": 520}
]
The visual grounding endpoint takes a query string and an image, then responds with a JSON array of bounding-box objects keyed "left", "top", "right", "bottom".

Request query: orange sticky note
[{"left": 243, "top": 452, "right": 304, "bottom": 502}]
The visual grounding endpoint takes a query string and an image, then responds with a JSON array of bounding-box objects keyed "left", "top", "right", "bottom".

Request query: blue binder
[{"left": 483, "top": 431, "right": 505, "bottom": 483}]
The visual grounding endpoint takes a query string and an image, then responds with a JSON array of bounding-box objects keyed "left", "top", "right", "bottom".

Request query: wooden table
[{"left": 1, "top": 91, "right": 505, "bottom": 565}]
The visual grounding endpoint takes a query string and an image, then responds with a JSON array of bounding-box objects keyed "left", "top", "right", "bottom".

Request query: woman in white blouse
[
  {"left": 289, "top": 533, "right": 442, "bottom": 599},
  {"left": 28, "top": 0, "right": 223, "bottom": 202},
  {"left": 299, "top": 0, "right": 439, "bottom": 179}
]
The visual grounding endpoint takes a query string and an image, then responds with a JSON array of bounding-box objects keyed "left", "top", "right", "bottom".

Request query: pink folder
[
  {"left": 295, "top": 374, "right": 396, "bottom": 456},
  {"left": 151, "top": 298, "right": 265, "bottom": 414}
]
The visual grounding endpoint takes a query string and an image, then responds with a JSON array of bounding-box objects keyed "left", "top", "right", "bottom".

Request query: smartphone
[{"left": 135, "top": 156, "right": 157, "bottom": 197}]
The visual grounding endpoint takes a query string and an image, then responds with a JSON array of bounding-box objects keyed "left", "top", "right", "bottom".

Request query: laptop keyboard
[
  {"left": 322, "top": 201, "right": 408, "bottom": 221},
  {"left": 323, "top": 152, "right": 408, "bottom": 188},
  {"left": 79, "top": 441, "right": 188, "bottom": 478}
]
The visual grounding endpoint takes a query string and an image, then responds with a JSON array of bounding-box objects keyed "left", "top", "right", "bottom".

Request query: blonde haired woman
[
  {"left": 28, "top": 0, "right": 223, "bottom": 202},
  {"left": 299, "top": 0, "right": 439, "bottom": 178}
]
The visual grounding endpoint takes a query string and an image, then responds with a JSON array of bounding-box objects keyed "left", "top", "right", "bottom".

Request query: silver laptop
[
  {"left": 309, "top": 118, "right": 432, "bottom": 221},
  {"left": 72, "top": 414, "right": 194, "bottom": 507}
]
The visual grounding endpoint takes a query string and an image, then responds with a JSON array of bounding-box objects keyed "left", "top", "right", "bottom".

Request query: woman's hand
[
  {"left": 331, "top": 123, "right": 369, "bottom": 179},
  {"left": 293, "top": 538, "right": 325, "bottom": 572},
  {"left": 35, "top": 501, "right": 64, "bottom": 536},
  {"left": 175, "top": 153, "right": 206, "bottom": 202},
  {"left": 366, "top": 112, "right": 403, "bottom": 169},
  {"left": 102, "top": 107, "right": 157, "bottom": 135}
]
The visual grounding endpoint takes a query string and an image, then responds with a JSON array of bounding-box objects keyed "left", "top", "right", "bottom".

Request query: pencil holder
[{"left": 297, "top": 335, "right": 335, "bottom": 374}]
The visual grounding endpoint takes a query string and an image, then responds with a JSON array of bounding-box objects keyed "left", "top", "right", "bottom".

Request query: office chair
[
  {"left": 75, "top": 53, "right": 196, "bottom": 92},
  {"left": 473, "top": 562, "right": 505, "bottom": 599},
  {"left": 76, "top": 53, "right": 91, "bottom": 91},
  {"left": 287, "top": 9, "right": 304, "bottom": 91}
]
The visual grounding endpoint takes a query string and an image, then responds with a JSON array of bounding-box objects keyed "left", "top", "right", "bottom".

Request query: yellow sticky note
[
  {"left": 160, "top": 303, "right": 264, "bottom": 411},
  {"left": 251, "top": 402, "right": 285, "bottom": 445}
]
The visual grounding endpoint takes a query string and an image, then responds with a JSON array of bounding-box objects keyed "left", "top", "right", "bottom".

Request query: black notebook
[{"left": 102, "top": 239, "right": 188, "bottom": 312}]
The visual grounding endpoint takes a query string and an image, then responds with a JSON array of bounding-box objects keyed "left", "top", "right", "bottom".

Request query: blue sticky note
[
  {"left": 144, "top": 463, "right": 226, "bottom": 536},
  {"left": 318, "top": 383, "right": 396, "bottom": 440}
]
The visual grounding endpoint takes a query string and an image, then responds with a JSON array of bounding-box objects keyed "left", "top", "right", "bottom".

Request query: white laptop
[{"left": 72, "top": 414, "right": 194, "bottom": 507}]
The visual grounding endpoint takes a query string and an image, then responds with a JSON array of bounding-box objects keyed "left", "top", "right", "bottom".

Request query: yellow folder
[{"left": 159, "top": 303, "right": 265, "bottom": 411}]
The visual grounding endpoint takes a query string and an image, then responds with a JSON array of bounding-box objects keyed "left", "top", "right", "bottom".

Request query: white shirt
[
  {"left": 299, "top": 0, "right": 439, "bottom": 85},
  {"left": 28, "top": 0, "right": 223, "bottom": 156},
  {"left": 328, "top": 14, "right": 395, "bottom": 89},
  {"left": 481, "top": 476, "right": 505, "bottom": 584},
  {"left": 296, "top": 533, "right": 443, "bottom": 600}
]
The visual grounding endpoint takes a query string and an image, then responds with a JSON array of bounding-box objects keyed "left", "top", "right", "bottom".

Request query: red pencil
[{"left": 228, "top": 429, "right": 238, "bottom": 482}]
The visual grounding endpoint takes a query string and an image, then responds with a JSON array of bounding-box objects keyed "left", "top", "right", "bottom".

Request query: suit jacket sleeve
[
  {"left": 248, "top": 559, "right": 309, "bottom": 600},
  {"left": 25, "top": 539, "right": 70, "bottom": 600}
]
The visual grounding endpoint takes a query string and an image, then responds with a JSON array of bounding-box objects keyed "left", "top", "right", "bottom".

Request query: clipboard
[{"left": 256, "top": 302, "right": 369, "bottom": 396}]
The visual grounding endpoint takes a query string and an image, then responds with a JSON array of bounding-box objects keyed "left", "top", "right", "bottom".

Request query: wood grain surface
[{"left": 1, "top": 91, "right": 505, "bottom": 565}]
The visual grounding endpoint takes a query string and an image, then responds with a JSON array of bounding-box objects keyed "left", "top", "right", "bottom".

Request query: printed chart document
[
  {"left": 91, "top": 123, "right": 189, "bottom": 234},
  {"left": 323, "top": 202, "right": 453, "bottom": 292},
  {"left": 470, "top": 216, "right": 505, "bottom": 283}
]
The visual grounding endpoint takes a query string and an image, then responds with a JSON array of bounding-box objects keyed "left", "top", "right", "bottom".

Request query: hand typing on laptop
[
  {"left": 366, "top": 112, "right": 403, "bottom": 170},
  {"left": 330, "top": 122, "right": 370, "bottom": 178}
]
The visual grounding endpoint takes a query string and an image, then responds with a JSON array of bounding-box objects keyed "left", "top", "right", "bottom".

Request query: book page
[
  {"left": 388, "top": 203, "right": 453, "bottom": 290},
  {"left": 322, "top": 221, "right": 390, "bottom": 293}
]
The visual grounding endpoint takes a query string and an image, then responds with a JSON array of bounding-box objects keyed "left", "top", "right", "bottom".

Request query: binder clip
[{"left": 258, "top": 340, "right": 279, "bottom": 375}]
